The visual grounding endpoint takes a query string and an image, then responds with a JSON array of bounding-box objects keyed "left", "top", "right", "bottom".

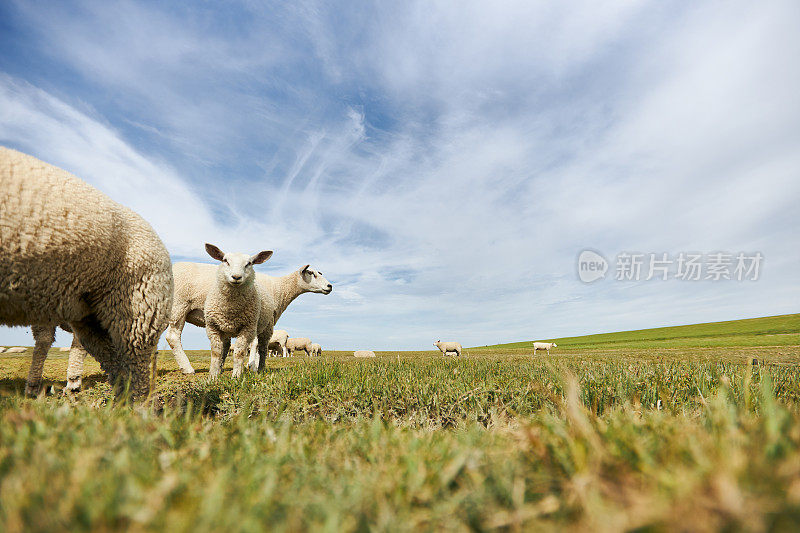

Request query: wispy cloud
[{"left": 1, "top": 0, "right": 798, "bottom": 349}]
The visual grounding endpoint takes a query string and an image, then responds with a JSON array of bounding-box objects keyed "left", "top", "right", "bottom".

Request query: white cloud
[{"left": 1, "top": 1, "right": 798, "bottom": 350}]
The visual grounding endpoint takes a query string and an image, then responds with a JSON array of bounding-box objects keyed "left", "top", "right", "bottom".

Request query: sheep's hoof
[
  {"left": 180, "top": 367, "right": 196, "bottom": 375},
  {"left": 24, "top": 382, "right": 43, "bottom": 398},
  {"left": 64, "top": 379, "right": 82, "bottom": 393}
]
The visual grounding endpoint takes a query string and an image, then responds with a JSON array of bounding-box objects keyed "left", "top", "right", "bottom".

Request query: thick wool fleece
[{"left": 0, "top": 147, "right": 173, "bottom": 398}]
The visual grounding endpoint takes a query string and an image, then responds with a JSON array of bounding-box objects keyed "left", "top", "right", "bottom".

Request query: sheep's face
[
  {"left": 552, "top": 343, "right": 557, "bottom": 348},
  {"left": 299, "top": 265, "right": 333, "bottom": 294},
  {"left": 206, "top": 243, "right": 273, "bottom": 287}
]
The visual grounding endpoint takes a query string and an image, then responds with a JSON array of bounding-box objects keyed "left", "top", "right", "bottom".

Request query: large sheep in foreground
[
  {"left": 434, "top": 340, "right": 462, "bottom": 356},
  {"left": 0, "top": 147, "right": 173, "bottom": 398}
]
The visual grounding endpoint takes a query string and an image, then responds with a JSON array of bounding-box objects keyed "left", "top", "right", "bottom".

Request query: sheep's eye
[
  {"left": 223, "top": 259, "right": 228, "bottom": 265},
  {"left": 246, "top": 262, "right": 252, "bottom": 267}
]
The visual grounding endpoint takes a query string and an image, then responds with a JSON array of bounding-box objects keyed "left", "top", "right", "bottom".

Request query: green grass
[
  {"left": 475, "top": 313, "right": 800, "bottom": 351},
  {"left": 1, "top": 314, "right": 799, "bottom": 531}
]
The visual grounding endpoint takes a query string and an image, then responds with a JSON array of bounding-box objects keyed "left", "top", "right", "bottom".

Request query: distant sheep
[
  {"left": 286, "top": 337, "right": 312, "bottom": 357},
  {"left": 0, "top": 347, "right": 5, "bottom": 353},
  {"left": 532, "top": 342, "right": 557, "bottom": 355},
  {"left": 267, "top": 329, "right": 289, "bottom": 358},
  {"left": 310, "top": 343, "right": 322, "bottom": 357},
  {"left": 5, "top": 347, "right": 26, "bottom": 354},
  {"left": 1, "top": 147, "right": 173, "bottom": 399},
  {"left": 59, "top": 347, "right": 70, "bottom": 352},
  {"left": 354, "top": 350, "right": 376, "bottom": 358},
  {"left": 434, "top": 340, "right": 462, "bottom": 356}
]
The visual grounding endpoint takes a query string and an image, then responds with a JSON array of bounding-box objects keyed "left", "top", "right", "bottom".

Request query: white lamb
[
  {"left": 286, "top": 337, "right": 312, "bottom": 357},
  {"left": 202, "top": 244, "right": 272, "bottom": 380},
  {"left": 0, "top": 147, "right": 173, "bottom": 398},
  {"left": 353, "top": 350, "right": 376, "bottom": 358},
  {"left": 434, "top": 340, "right": 462, "bottom": 356},
  {"left": 532, "top": 342, "right": 557, "bottom": 355},
  {"left": 310, "top": 343, "right": 322, "bottom": 357},
  {"left": 267, "top": 329, "right": 289, "bottom": 358},
  {"left": 5, "top": 347, "right": 26, "bottom": 354}
]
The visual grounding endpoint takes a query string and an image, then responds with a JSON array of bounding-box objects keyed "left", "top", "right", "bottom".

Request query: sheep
[
  {"left": 310, "top": 343, "right": 322, "bottom": 357},
  {"left": 532, "top": 342, "right": 557, "bottom": 355},
  {"left": 353, "top": 350, "right": 376, "bottom": 358},
  {"left": 169, "top": 264, "right": 330, "bottom": 372},
  {"left": 0, "top": 147, "right": 173, "bottom": 398},
  {"left": 0, "top": 347, "right": 5, "bottom": 353},
  {"left": 67, "top": 263, "right": 331, "bottom": 384},
  {"left": 202, "top": 244, "right": 272, "bottom": 380},
  {"left": 5, "top": 347, "right": 27, "bottom": 354},
  {"left": 434, "top": 340, "right": 462, "bottom": 357},
  {"left": 59, "top": 347, "right": 70, "bottom": 352},
  {"left": 286, "top": 337, "right": 312, "bottom": 357},
  {"left": 267, "top": 329, "right": 289, "bottom": 358}
]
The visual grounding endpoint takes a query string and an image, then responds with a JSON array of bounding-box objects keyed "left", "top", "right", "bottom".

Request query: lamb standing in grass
[
  {"left": 203, "top": 244, "right": 272, "bottom": 380},
  {"left": 532, "top": 342, "right": 557, "bottom": 355},
  {"left": 310, "top": 343, "right": 322, "bottom": 357},
  {"left": 434, "top": 340, "right": 462, "bottom": 357},
  {"left": 353, "top": 350, "right": 375, "bottom": 358},
  {"left": 0, "top": 147, "right": 173, "bottom": 398},
  {"left": 267, "top": 329, "right": 289, "bottom": 358},
  {"left": 286, "top": 337, "right": 312, "bottom": 357}
]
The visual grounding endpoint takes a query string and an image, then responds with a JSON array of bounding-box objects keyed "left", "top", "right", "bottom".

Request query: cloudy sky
[{"left": 1, "top": 1, "right": 798, "bottom": 350}]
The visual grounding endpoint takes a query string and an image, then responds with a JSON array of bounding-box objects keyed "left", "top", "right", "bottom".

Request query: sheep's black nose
[
  {"left": 232, "top": 274, "right": 242, "bottom": 281},
  {"left": 327, "top": 284, "right": 332, "bottom": 290}
]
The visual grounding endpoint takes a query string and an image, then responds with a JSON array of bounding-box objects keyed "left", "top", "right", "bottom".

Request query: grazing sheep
[
  {"left": 0, "top": 347, "right": 5, "bottom": 353},
  {"left": 267, "top": 329, "right": 289, "bottom": 358},
  {"left": 353, "top": 350, "right": 376, "bottom": 358},
  {"left": 310, "top": 343, "right": 322, "bottom": 357},
  {"left": 203, "top": 244, "right": 272, "bottom": 380},
  {"left": 532, "top": 342, "right": 557, "bottom": 355},
  {"left": 59, "top": 347, "right": 70, "bottom": 352},
  {"left": 434, "top": 340, "right": 462, "bottom": 357},
  {"left": 286, "top": 337, "right": 312, "bottom": 357},
  {"left": 0, "top": 147, "right": 173, "bottom": 398},
  {"left": 5, "top": 347, "right": 26, "bottom": 354}
]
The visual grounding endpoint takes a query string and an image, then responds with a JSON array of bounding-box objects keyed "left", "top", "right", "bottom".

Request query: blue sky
[{"left": 1, "top": 0, "right": 798, "bottom": 350}]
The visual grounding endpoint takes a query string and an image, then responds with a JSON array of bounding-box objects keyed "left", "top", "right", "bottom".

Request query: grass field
[{"left": 1, "top": 314, "right": 799, "bottom": 531}]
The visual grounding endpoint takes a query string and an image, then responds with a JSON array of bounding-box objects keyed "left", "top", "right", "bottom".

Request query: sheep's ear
[
  {"left": 251, "top": 250, "right": 273, "bottom": 264},
  {"left": 205, "top": 243, "right": 225, "bottom": 262},
  {"left": 300, "top": 264, "right": 311, "bottom": 274}
]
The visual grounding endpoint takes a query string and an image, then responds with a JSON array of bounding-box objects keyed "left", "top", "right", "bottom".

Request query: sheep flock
[{"left": 1, "top": 147, "right": 545, "bottom": 400}]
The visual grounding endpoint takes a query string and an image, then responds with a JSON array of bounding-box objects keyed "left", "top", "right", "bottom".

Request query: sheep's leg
[
  {"left": 65, "top": 335, "right": 89, "bottom": 393},
  {"left": 166, "top": 312, "right": 195, "bottom": 374},
  {"left": 256, "top": 327, "right": 272, "bottom": 373},
  {"left": 231, "top": 333, "right": 254, "bottom": 379},
  {"left": 216, "top": 338, "right": 231, "bottom": 373},
  {"left": 282, "top": 345, "right": 288, "bottom": 358},
  {"left": 206, "top": 327, "right": 225, "bottom": 381},
  {"left": 247, "top": 337, "right": 260, "bottom": 372},
  {"left": 25, "top": 325, "right": 55, "bottom": 397}
]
